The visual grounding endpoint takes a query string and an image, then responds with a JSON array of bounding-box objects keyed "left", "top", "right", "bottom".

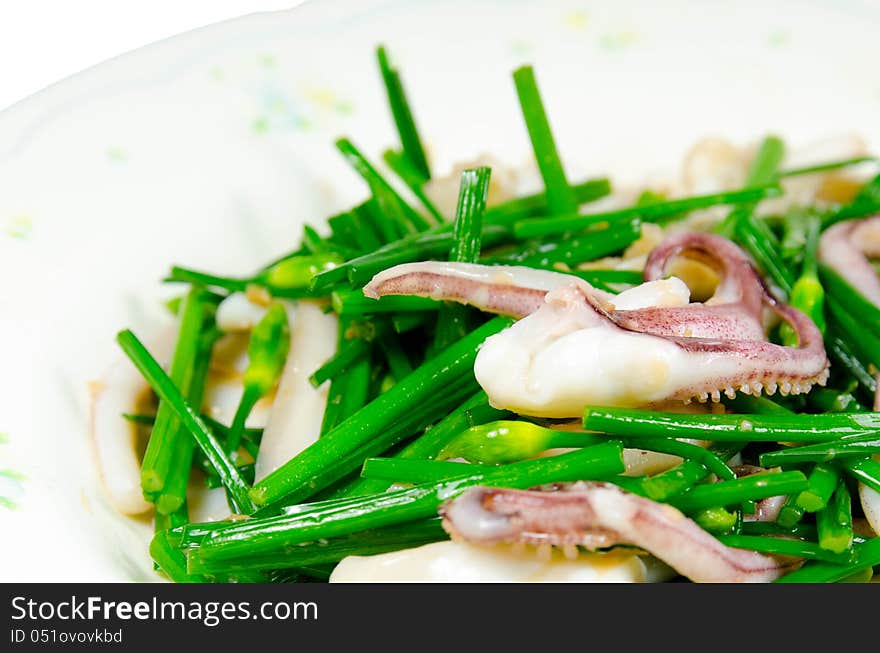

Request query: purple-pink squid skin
[
  {"left": 439, "top": 482, "right": 801, "bottom": 583},
  {"left": 819, "top": 215, "right": 880, "bottom": 307}
]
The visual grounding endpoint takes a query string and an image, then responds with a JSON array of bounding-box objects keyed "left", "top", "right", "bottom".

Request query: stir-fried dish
[{"left": 92, "top": 45, "right": 880, "bottom": 583}]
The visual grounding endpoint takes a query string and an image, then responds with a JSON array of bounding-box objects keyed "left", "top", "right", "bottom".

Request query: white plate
[{"left": 2, "top": 0, "right": 879, "bottom": 581}]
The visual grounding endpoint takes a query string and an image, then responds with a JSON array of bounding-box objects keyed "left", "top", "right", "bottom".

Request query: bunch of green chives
[{"left": 115, "top": 42, "right": 880, "bottom": 584}]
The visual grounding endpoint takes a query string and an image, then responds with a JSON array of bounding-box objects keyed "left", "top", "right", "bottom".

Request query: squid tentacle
[
  {"left": 366, "top": 260, "right": 767, "bottom": 341},
  {"left": 643, "top": 231, "right": 766, "bottom": 315},
  {"left": 440, "top": 483, "right": 801, "bottom": 583},
  {"left": 363, "top": 232, "right": 829, "bottom": 414},
  {"left": 363, "top": 263, "right": 554, "bottom": 318},
  {"left": 609, "top": 304, "right": 768, "bottom": 341},
  {"left": 819, "top": 215, "right": 880, "bottom": 306},
  {"left": 557, "top": 284, "right": 828, "bottom": 405}
]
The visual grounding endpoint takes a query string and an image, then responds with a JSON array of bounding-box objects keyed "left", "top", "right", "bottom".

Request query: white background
[{"left": 0, "top": 1, "right": 305, "bottom": 111}]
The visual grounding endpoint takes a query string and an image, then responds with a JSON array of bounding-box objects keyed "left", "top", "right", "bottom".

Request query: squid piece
[
  {"left": 776, "top": 134, "right": 871, "bottom": 208},
  {"left": 680, "top": 138, "right": 749, "bottom": 196},
  {"left": 201, "top": 332, "right": 275, "bottom": 428},
  {"left": 329, "top": 540, "right": 675, "bottom": 583},
  {"left": 441, "top": 483, "right": 800, "bottom": 583},
  {"left": 89, "top": 325, "right": 177, "bottom": 515},
  {"left": 423, "top": 154, "right": 533, "bottom": 217},
  {"left": 253, "top": 301, "right": 338, "bottom": 481},
  {"left": 365, "top": 261, "right": 583, "bottom": 318},
  {"left": 860, "top": 477, "right": 880, "bottom": 537},
  {"left": 365, "top": 233, "right": 829, "bottom": 417},
  {"left": 819, "top": 215, "right": 880, "bottom": 307},
  {"left": 547, "top": 416, "right": 714, "bottom": 478},
  {"left": 215, "top": 292, "right": 269, "bottom": 332},
  {"left": 731, "top": 466, "right": 787, "bottom": 523},
  {"left": 366, "top": 261, "right": 734, "bottom": 338}
]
